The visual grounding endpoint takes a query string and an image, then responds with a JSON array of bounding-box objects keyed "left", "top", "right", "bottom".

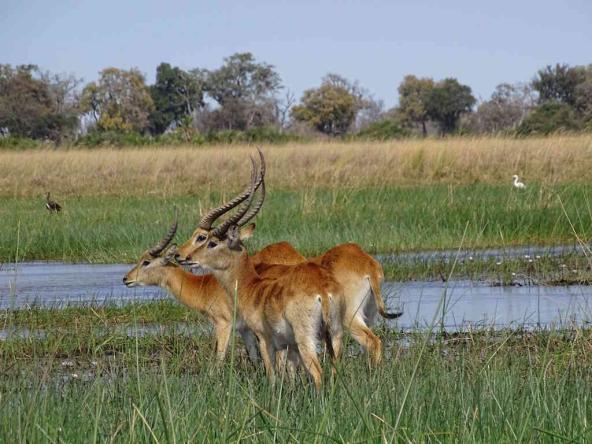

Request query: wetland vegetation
[
  {"left": 2, "top": 137, "right": 592, "bottom": 441},
  {"left": 1, "top": 303, "right": 592, "bottom": 442}
]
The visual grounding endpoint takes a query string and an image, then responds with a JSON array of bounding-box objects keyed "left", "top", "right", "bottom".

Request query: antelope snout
[
  {"left": 123, "top": 276, "right": 137, "bottom": 287},
  {"left": 176, "top": 252, "right": 193, "bottom": 264}
]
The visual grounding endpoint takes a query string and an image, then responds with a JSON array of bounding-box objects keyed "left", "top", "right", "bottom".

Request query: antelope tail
[{"left": 369, "top": 273, "right": 403, "bottom": 319}]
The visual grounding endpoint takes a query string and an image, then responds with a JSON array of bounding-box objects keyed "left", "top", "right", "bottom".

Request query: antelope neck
[
  {"left": 209, "top": 252, "right": 260, "bottom": 307},
  {"left": 162, "top": 266, "right": 214, "bottom": 308}
]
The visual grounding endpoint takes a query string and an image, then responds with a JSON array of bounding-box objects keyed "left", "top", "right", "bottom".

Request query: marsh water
[
  {"left": 2, "top": 256, "right": 591, "bottom": 332},
  {"left": 1, "top": 262, "right": 164, "bottom": 309}
]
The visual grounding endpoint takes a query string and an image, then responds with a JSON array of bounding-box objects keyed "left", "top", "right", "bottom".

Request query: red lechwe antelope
[
  {"left": 181, "top": 162, "right": 339, "bottom": 390},
  {"left": 176, "top": 149, "right": 402, "bottom": 365},
  {"left": 258, "top": 243, "right": 401, "bottom": 364},
  {"left": 122, "top": 214, "right": 260, "bottom": 363}
]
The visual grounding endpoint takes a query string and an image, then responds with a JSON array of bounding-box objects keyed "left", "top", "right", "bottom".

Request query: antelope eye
[
  {"left": 141, "top": 260, "right": 150, "bottom": 267},
  {"left": 195, "top": 234, "right": 207, "bottom": 243},
  {"left": 207, "top": 241, "right": 217, "bottom": 249}
]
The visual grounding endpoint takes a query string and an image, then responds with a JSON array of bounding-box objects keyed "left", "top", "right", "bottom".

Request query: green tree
[
  {"left": 148, "top": 63, "right": 204, "bottom": 135},
  {"left": 397, "top": 75, "right": 434, "bottom": 136},
  {"left": 532, "top": 63, "right": 587, "bottom": 106},
  {"left": 204, "top": 53, "right": 281, "bottom": 130},
  {"left": 291, "top": 74, "right": 362, "bottom": 136},
  {"left": 0, "top": 64, "right": 80, "bottom": 141},
  {"left": 517, "top": 102, "right": 581, "bottom": 135},
  {"left": 528, "top": 64, "right": 592, "bottom": 131},
  {"left": 81, "top": 67, "right": 154, "bottom": 133},
  {"left": 573, "top": 67, "right": 592, "bottom": 123},
  {"left": 425, "top": 78, "right": 476, "bottom": 134}
]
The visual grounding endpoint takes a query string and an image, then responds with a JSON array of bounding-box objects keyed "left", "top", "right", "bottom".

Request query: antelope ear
[
  {"left": 227, "top": 225, "right": 243, "bottom": 251},
  {"left": 240, "top": 223, "right": 256, "bottom": 241}
]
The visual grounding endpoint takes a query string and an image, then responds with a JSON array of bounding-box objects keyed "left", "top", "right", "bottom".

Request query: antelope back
[{"left": 250, "top": 241, "right": 306, "bottom": 267}]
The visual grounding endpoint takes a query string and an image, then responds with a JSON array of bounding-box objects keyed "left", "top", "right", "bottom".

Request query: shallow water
[
  {"left": 1, "top": 260, "right": 591, "bottom": 332},
  {"left": 0, "top": 262, "right": 165, "bottom": 309},
  {"left": 385, "top": 281, "right": 591, "bottom": 331}
]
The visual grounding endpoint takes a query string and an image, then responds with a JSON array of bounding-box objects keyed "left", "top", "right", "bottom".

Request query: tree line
[{"left": 1, "top": 54, "right": 591, "bottom": 147}]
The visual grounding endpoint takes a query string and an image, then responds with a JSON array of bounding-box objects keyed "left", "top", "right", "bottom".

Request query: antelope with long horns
[
  {"left": 182, "top": 159, "right": 340, "bottom": 390},
  {"left": 176, "top": 149, "right": 402, "bottom": 365},
  {"left": 122, "top": 212, "right": 259, "bottom": 364}
]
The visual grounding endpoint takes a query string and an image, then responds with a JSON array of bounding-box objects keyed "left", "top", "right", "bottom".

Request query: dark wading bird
[{"left": 45, "top": 192, "right": 62, "bottom": 213}]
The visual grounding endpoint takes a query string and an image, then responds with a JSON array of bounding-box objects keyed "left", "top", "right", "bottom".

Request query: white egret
[{"left": 512, "top": 175, "right": 526, "bottom": 189}]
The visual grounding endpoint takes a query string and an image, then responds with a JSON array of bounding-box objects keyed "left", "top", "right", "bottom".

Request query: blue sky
[{"left": 1, "top": 0, "right": 590, "bottom": 107}]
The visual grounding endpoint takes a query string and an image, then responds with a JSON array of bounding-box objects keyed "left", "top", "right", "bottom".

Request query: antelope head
[
  {"left": 182, "top": 154, "right": 265, "bottom": 272},
  {"left": 176, "top": 148, "right": 266, "bottom": 263},
  {"left": 123, "top": 212, "right": 179, "bottom": 287}
]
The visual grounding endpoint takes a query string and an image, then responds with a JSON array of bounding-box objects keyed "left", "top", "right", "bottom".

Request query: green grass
[
  {"left": 383, "top": 253, "right": 592, "bottom": 284},
  {"left": 1, "top": 304, "right": 591, "bottom": 442},
  {"left": 0, "top": 301, "right": 199, "bottom": 329},
  {"left": 2, "top": 183, "right": 592, "bottom": 264}
]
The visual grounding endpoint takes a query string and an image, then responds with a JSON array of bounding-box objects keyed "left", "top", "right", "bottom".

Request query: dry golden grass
[{"left": 2, "top": 135, "right": 592, "bottom": 197}]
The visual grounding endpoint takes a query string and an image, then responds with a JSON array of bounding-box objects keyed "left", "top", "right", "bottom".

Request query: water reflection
[{"left": 384, "top": 280, "right": 591, "bottom": 332}]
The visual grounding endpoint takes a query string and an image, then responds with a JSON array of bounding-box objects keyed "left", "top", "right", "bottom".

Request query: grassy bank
[
  {"left": 383, "top": 252, "right": 592, "bottom": 284},
  {"left": 1, "top": 303, "right": 591, "bottom": 442},
  {"left": 2, "top": 183, "right": 591, "bottom": 263}
]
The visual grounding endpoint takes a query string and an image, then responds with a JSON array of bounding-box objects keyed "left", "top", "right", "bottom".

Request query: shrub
[
  {"left": 242, "top": 126, "right": 300, "bottom": 144},
  {"left": 354, "top": 119, "right": 409, "bottom": 140},
  {"left": 0, "top": 135, "right": 41, "bottom": 150},
  {"left": 203, "top": 129, "right": 245, "bottom": 144},
  {"left": 203, "top": 126, "right": 301, "bottom": 145},
  {"left": 157, "top": 130, "right": 205, "bottom": 146},
  {"left": 75, "top": 130, "right": 153, "bottom": 147}
]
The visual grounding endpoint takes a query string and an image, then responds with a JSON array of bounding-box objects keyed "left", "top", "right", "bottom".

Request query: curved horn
[
  {"left": 148, "top": 208, "right": 178, "bottom": 257},
  {"left": 198, "top": 147, "right": 266, "bottom": 230},
  {"left": 211, "top": 157, "right": 259, "bottom": 238},
  {"left": 237, "top": 178, "right": 265, "bottom": 227},
  {"left": 236, "top": 148, "right": 266, "bottom": 227}
]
